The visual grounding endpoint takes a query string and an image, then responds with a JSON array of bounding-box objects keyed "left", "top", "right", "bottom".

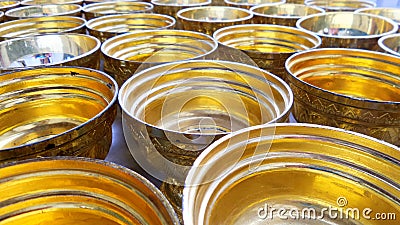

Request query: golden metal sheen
[
  {"left": 21, "top": 0, "right": 83, "bottom": 5},
  {"left": 0, "top": 0, "right": 20, "bottom": 12},
  {"left": 0, "top": 157, "right": 180, "bottom": 224},
  {"left": 5, "top": 4, "right": 82, "bottom": 20},
  {"left": 356, "top": 7, "right": 400, "bottom": 32},
  {"left": 286, "top": 0, "right": 305, "bottom": 3},
  {"left": 304, "top": 0, "right": 376, "bottom": 12},
  {"left": 378, "top": 33, "right": 400, "bottom": 57},
  {"left": 83, "top": 1, "right": 154, "bottom": 21},
  {"left": 0, "top": 11, "right": 3, "bottom": 22},
  {"left": 224, "top": 0, "right": 285, "bottom": 10},
  {"left": 285, "top": 48, "right": 400, "bottom": 146}
]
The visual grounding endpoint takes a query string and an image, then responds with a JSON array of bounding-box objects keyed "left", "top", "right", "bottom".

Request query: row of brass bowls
[
  {"left": 0, "top": 67, "right": 117, "bottom": 164},
  {"left": 21, "top": 0, "right": 84, "bottom": 6},
  {"left": 379, "top": 33, "right": 400, "bottom": 57},
  {"left": 224, "top": 0, "right": 284, "bottom": 9},
  {"left": 0, "top": 157, "right": 180, "bottom": 224},
  {"left": 4, "top": 3, "right": 82, "bottom": 20},
  {"left": 304, "top": 0, "right": 376, "bottom": 12},
  {"left": 0, "top": 0, "right": 20, "bottom": 12},
  {"left": 86, "top": 13, "right": 176, "bottom": 42},
  {"left": 183, "top": 123, "right": 400, "bottom": 224},
  {"left": 83, "top": 1, "right": 154, "bottom": 20}
]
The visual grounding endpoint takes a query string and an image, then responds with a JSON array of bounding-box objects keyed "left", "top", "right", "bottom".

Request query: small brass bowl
[
  {"left": 251, "top": 3, "right": 325, "bottom": 27},
  {"left": 86, "top": 13, "right": 175, "bottom": 43},
  {"left": 177, "top": 6, "right": 253, "bottom": 35},
  {"left": 183, "top": 123, "right": 400, "bottom": 224},
  {"left": 213, "top": 24, "right": 321, "bottom": 79},
  {"left": 21, "top": 0, "right": 83, "bottom": 5},
  {"left": 0, "top": 33, "right": 101, "bottom": 71},
  {"left": 378, "top": 33, "right": 400, "bottom": 57},
  {"left": 101, "top": 29, "right": 218, "bottom": 86},
  {"left": 0, "top": 157, "right": 180, "bottom": 224},
  {"left": 285, "top": 48, "right": 400, "bottom": 146},
  {"left": 356, "top": 7, "right": 400, "bottom": 32},
  {"left": 83, "top": 1, "right": 154, "bottom": 21},
  {"left": 0, "top": 67, "right": 118, "bottom": 163},
  {"left": 5, "top": 4, "right": 82, "bottom": 20},
  {"left": 224, "top": 0, "right": 285, "bottom": 10},
  {"left": 0, "top": 16, "right": 86, "bottom": 41},
  {"left": 304, "top": 0, "right": 376, "bottom": 12},
  {"left": 296, "top": 12, "right": 398, "bottom": 49},
  {"left": 0, "top": 0, "right": 20, "bottom": 12}
]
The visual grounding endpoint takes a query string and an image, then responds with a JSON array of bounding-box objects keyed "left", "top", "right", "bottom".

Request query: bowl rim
[
  {"left": 250, "top": 3, "right": 325, "bottom": 19},
  {"left": 0, "top": 0, "right": 20, "bottom": 10},
  {"left": 21, "top": 0, "right": 83, "bottom": 5},
  {"left": 304, "top": 0, "right": 377, "bottom": 8},
  {"left": 378, "top": 33, "right": 400, "bottom": 57},
  {"left": 150, "top": 0, "right": 211, "bottom": 7},
  {"left": 82, "top": 1, "right": 154, "bottom": 13},
  {"left": 224, "top": 0, "right": 284, "bottom": 7},
  {"left": 355, "top": 7, "right": 400, "bottom": 25},
  {"left": 5, "top": 3, "right": 82, "bottom": 18},
  {"left": 177, "top": 6, "right": 253, "bottom": 23}
]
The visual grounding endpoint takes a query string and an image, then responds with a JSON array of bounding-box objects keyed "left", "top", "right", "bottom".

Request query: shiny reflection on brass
[
  {"left": 101, "top": 29, "right": 218, "bottom": 86},
  {"left": 21, "top": 0, "right": 83, "bottom": 5},
  {"left": 356, "top": 7, "right": 400, "bottom": 32},
  {"left": 0, "top": 11, "right": 3, "bottom": 22},
  {"left": 0, "top": 67, "right": 118, "bottom": 163},
  {"left": 378, "top": 33, "right": 400, "bottom": 57},
  {"left": 83, "top": 1, "right": 154, "bottom": 21},
  {"left": 296, "top": 12, "right": 398, "bottom": 49},
  {"left": 86, "top": 13, "right": 175, "bottom": 43},
  {"left": 183, "top": 123, "right": 400, "bottom": 225},
  {"left": 5, "top": 4, "right": 82, "bottom": 20},
  {"left": 251, "top": 3, "right": 325, "bottom": 27},
  {"left": 0, "top": 33, "right": 101, "bottom": 71},
  {"left": 0, "top": 0, "right": 20, "bottom": 12},
  {"left": 224, "top": 0, "right": 284, "bottom": 9},
  {"left": 304, "top": 0, "right": 376, "bottom": 12},
  {"left": 177, "top": 6, "right": 253, "bottom": 35},
  {"left": 214, "top": 24, "right": 321, "bottom": 79},
  {"left": 286, "top": 0, "right": 304, "bottom": 3},
  {"left": 285, "top": 48, "right": 400, "bottom": 146},
  {"left": 0, "top": 16, "right": 86, "bottom": 41},
  {"left": 0, "top": 157, "right": 180, "bottom": 224}
]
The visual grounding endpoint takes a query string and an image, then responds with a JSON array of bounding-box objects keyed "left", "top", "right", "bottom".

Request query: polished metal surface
[
  {"left": 378, "top": 33, "right": 400, "bottom": 56},
  {"left": 21, "top": 0, "right": 83, "bottom": 5},
  {"left": 0, "top": 11, "right": 3, "bottom": 22},
  {"left": 304, "top": 0, "right": 376, "bottom": 11},
  {"left": 356, "top": 7, "right": 400, "bottom": 32},
  {"left": 5, "top": 3, "right": 82, "bottom": 20},
  {"left": 0, "top": 0, "right": 20, "bottom": 12},
  {"left": 83, "top": 1, "right": 154, "bottom": 21},
  {"left": 224, "top": 0, "right": 285, "bottom": 9}
]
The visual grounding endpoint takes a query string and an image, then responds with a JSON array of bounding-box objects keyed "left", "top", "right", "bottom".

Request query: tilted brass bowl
[
  {"left": 356, "top": 7, "right": 400, "bottom": 32},
  {"left": 0, "top": 0, "right": 20, "bottom": 12},
  {"left": 0, "top": 33, "right": 101, "bottom": 71},
  {"left": 21, "top": 0, "right": 83, "bottom": 5},
  {"left": 378, "top": 33, "right": 400, "bottom": 57},
  {"left": 177, "top": 6, "right": 253, "bottom": 35},
  {"left": 83, "top": 1, "right": 153, "bottom": 21},
  {"left": 86, "top": 13, "right": 175, "bottom": 43},
  {"left": 101, "top": 29, "right": 218, "bottom": 86},
  {"left": 251, "top": 3, "right": 325, "bottom": 27},
  {"left": 5, "top": 3, "right": 82, "bottom": 20},
  {"left": 296, "top": 12, "right": 398, "bottom": 49},
  {"left": 213, "top": 24, "right": 321, "bottom": 79},
  {"left": 304, "top": 0, "right": 376, "bottom": 12},
  {"left": 224, "top": 0, "right": 285, "bottom": 10},
  {"left": 0, "top": 16, "right": 86, "bottom": 41},
  {"left": 0, "top": 67, "right": 118, "bottom": 163},
  {"left": 0, "top": 157, "right": 180, "bottom": 224},
  {"left": 183, "top": 123, "right": 400, "bottom": 225},
  {"left": 285, "top": 48, "right": 400, "bottom": 146}
]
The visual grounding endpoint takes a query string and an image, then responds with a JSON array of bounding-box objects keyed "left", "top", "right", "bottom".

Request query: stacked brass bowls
[
  {"left": 224, "top": 0, "right": 285, "bottom": 9},
  {"left": 296, "top": 12, "right": 398, "bottom": 49},
  {"left": 213, "top": 24, "right": 321, "bottom": 79},
  {"left": 0, "top": 33, "right": 101, "bottom": 71},
  {"left": 177, "top": 6, "right": 253, "bottom": 35},
  {"left": 0, "top": 157, "right": 180, "bottom": 224},
  {"left": 251, "top": 3, "right": 325, "bottom": 27},
  {"left": 285, "top": 48, "right": 400, "bottom": 146},
  {"left": 5, "top": 4, "right": 82, "bottom": 20},
  {"left": 21, "top": 0, "right": 83, "bottom": 5},
  {"left": 86, "top": 13, "right": 176, "bottom": 43},
  {"left": 378, "top": 33, "right": 400, "bottom": 57},
  {"left": 304, "top": 0, "right": 376, "bottom": 12},
  {"left": 0, "top": 0, "right": 20, "bottom": 12},
  {"left": 0, "top": 67, "right": 117, "bottom": 163},
  {"left": 0, "top": 16, "right": 86, "bottom": 41},
  {"left": 356, "top": 7, "right": 400, "bottom": 32},
  {"left": 101, "top": 29, "right": 218, "bottom": 86},
  {"left": 183, "top": 123, "right": 400, "bottom": 224},
  {"left": 83, "top": 1, "right": 154, "bottom": 20}
]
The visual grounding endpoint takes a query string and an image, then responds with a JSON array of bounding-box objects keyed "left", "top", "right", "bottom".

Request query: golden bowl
[
  {"left": 0, "top": 16, "right": 86, "bottom": 41},
  {"left": 183, "top": 123, "right": 400, "bottom": 224},
  {"left": 285, "top": 48, "right": 400, "bottom": 146},
  {"left": 213, "top": 24, "right": 321, "bottom": 79},
  {"left": 21, "top": 0, "right": 83, "bottom": 5},
  {"left": 0, "top": 0, "right": 20, "bottom": 12},
  {"left": 5, "top": 4, "right": 82, "bottom": 20},
  {"left": 0, "top": 67, "right": 118, "bottom": 163},
  {"left": 224, "top": 0, "right": 285, "bottom": 9},
  {"left": 304, "top": 0, "right": 376, "bottom": 12},
  {"left": 296, "top": 12, "right": 398, "bottom": 49},
  {"left": 0, "top": 33, "right": 101, "bottom": 71},
  {"left": 177, "top": 6, "right": 253, "bottom": 36},
  {"left": 251, "top": 3, "right": 325, "bottom": 27},
  {"left": 0, "top": 157, "right": 180, "bottom": 224},
  {"left": 83, "top": 1, "right": 154, "bottom": 21},
  {"left": 86, "top": 13, "right": 175, "bottom": 43},
  {"left": 378, "top": 33, "right": 400, "bottom": 57},
  {"left": 101, "top": 29, "right": 218, "bottom": 86},
  {"left": 356, "top": 7, "right": 400, "bottom": 32}
]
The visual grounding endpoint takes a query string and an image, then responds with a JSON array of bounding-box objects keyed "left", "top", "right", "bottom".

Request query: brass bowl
[
  {"left": 378, "top": 33, "right": 400, "bottom": 57},
  {"left": 285, "top": 48, "right": 400, "bottom": 146},
  {"left": 183, "top": 123, "right": 400, "bottom": 224},
  {"left": 0, "top": 67, "right": 118, "bottom": 163},
  {"left": 0, "top": 0, "right": 20, "bottom": 12},
  {"left": 101, "top": 29, "right": 218, "bottom": 86},
  {"left": 0, "top": 157, "right": 180, "bottom": 224},
  {"left": 86, "top": 13, "right": 175, "bottom": 43},
  {"left": 21, "top": 0, "right": 83, "bottom": 5},
  {"left": 0, "top": 16, "right": 86, "bottom": 41},
  {"left": 224, "top": 0, "right": 285, "bottom": 9},
  {"left": 5, "top": 4, "right": 82, "bottom": 20},
  {"left": 356, "top": 7, "right": 400, "bottom": 32},
  {"left": 251, "top": 3, "right": 325, "bottom": 27},
  {"left": 83, "top": 1, "right": 154, "bottom": 21},
  {"left": 296, "top": 12, "right": 398, "bottom": 49},
  {"left": 304, "top": 0, "right": 376, "bottom": 12},
  {"left": 177, "top": 6, "right": 253, "bottom": 35},
  {"left": 0, "top": 33, "right": 101, "bottom": 71},
  {"left": 213, "top": 24, "right": 321, "bottom": 79}
]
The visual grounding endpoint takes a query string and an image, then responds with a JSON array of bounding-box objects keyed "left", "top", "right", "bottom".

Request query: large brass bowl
[
  {"left": 378, "top": 33, "right": 400, "bottom": 57},
  {"left": 83, "top": 1, "right": 154, "bottom": 21},
  {"left": 0, "top": 16, "right": 86, "bottom": 41},
  {"left": 101, "top": 29, "right": 218, "bottom": 86},
  {"left": 0, "top": 0, "right": 20, "bottom": 12},
  {"left": 21, "top": 0, "right": 83, "bottom": 5},
  {"left": 183, "top": 123, "right": 400, "bottom": 224},
  {"left": 5, "top": 3, "right": 82, "bottom": 20},
  {"left": 296, "top": 12, "right": 398, "bottom": 49},
  {"left": 86, "top": 13, "right": 175, "bottom": 43},
  {"left": 0, "top": 33, "right": 101, "bottom": 71},
  {"left": 356, "top": 7, "right": 400, "bottom": 32},
  {"left": 0, "top": 67, "right": 118, "bottom": 163},
  {"left": 304, "top": 0, "right": 376, "bottom": 12},
  {"left": 0, "top": 157, "right": 180, "bottom": 224},
  {"left": 285, "top": 48, "right": 400, "bottom": 146},
  {"left": 224, "top": 0, "right": 285, "bottom": 9}
]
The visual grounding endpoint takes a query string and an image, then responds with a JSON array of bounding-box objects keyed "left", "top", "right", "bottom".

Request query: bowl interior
[
  {"left": 84, "top": 2, "right": 153, "bottom": 14},
  {"left": 379, "top": 35, "right": 400, "bottom": 56},
  {"left": 0, "top": 1, "right": 20, "bottom": 11},
  {"left": 357, "top": 8, "right": 400, "bottom": 25},
  {"left": 226, "top": 0, "right": 284, "bottom": 6},
  {"left": 305, "top": 0, "right": 376, "bottom": 11},
  {"left": 6, "top": 4, "right": 80, "bottom": 17},
  {"left": 21, "top": 0, "right": 82, "bottom": 5},
  {"left": 152, "top": 0, "right": 210, "bottom": 6},
  {"left": 179, "top": 7, "right": 251, "bottom": 21},
  {"left": 252, "top": 3, "right": 324, "bottom": 17}
]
